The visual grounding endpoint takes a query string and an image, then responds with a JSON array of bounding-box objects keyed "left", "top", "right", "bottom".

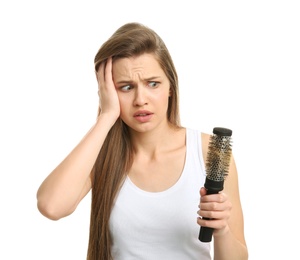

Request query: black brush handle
[{"left": 198, "top": 187, "right": 221, "bottom": 242}]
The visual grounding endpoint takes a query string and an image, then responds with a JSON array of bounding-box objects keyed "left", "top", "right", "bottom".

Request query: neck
[{"left": 129, "top": 123, "right": 182, "bottom": 158}]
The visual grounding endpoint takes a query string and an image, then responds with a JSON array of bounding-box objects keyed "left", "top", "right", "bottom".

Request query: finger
[
  {"left": 96, "top": 61, "right": 106, "bottom": 97},
  {"left": 199, "top": 200, "right": 230, "bottom": 211},
  {"left": 96, "top": 61, "right": 105, "bottom": 82},
  {"left": 197, "top": 217, "right": 229, "bottom": 230},
  {"left": 199, "top": 187, "right": 207, "bottom": 197},
  {"left": 104, "top": 57, "right": 112, "bottom": 82},
  {"left": 200, "top": 192, "right": 228, "bottom": 203},
  {"left": 197, "top": 207, "right": 231, "bottom": 220}
]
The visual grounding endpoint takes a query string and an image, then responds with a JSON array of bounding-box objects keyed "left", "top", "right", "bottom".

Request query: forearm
[
  {"left": 37, "top": 113, "right": 116, "bottom": 219},
  {"left": 213, "top": 229, "right": 248, "bottom": 260}
]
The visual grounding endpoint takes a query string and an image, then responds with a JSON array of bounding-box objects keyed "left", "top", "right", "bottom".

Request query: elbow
[
  {"left": 37, "top": 198, "right": 73, "bottom": 221},
  {"left": 37, "top": 200, "right": 62, "bottom": 220}
]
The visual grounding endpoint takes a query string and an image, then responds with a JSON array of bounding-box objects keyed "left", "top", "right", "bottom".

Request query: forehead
[{"left": 112, "top": 53, "right": 164, "bottom": 78}]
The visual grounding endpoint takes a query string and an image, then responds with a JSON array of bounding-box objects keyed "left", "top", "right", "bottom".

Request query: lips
[
  {"left": 133, "top": 110, "right": 153, "bottom": 123},
  {"left": 133, "top": 110, "right": 153, "bottom": 117}
]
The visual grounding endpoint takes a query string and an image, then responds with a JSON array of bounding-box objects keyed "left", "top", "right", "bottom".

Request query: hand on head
[{"left": 96, "top": 57, "right": 120, "bottom": 120}]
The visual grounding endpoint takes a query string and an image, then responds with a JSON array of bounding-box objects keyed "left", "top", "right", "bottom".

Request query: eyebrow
[{"left": 116, "top": 76, "right": 161, "bottom": 85}]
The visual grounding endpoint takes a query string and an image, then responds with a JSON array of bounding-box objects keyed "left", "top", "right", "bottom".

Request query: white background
[{"left": 1, "top": 0, "right": 299, "bottom": 259}]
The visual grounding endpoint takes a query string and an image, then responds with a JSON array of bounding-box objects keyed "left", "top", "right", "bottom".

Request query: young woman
[{"left": 37, "top": 22, "right": 248, "bottom": 260}]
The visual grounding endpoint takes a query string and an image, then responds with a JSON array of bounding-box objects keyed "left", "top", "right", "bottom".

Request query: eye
[
  {"left": 120, "top": 85, "right": 132, "bottom": 91},
  {"left": 148, "top": 81, "right": 159, "bottom": 88}
]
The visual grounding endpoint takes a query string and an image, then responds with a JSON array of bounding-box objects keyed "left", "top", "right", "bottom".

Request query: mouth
[
  {"left": 133, "top": 111, "right": 153, "bottom": 117},
  {"left": 133, "top": 110, "right": 154, "bottom": 122},
  {"left": 135, "top": 113, "right": 150, "bottom": 117}
]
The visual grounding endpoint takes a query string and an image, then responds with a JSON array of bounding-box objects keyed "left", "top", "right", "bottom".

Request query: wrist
[
  {"left": 96, "top": 112, "right": 119, "bottom": 127},
  {"left": 213, "top": 225, "right": 230, "bottom": 238}
]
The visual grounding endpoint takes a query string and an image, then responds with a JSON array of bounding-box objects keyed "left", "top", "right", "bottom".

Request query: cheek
[
  {"left": 117, "top": 93, "right": 126, "bottom": 106},
  {"left": 117, "top": 95, "right": 130, "bottom": 116},
  {"left": 156, "top": 92, "right": 170, "bottom": 105}
]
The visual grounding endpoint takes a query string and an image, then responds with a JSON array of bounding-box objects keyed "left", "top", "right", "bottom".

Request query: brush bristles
[{"left": 205, "top": 134, "right": 232, "bottom": 182}]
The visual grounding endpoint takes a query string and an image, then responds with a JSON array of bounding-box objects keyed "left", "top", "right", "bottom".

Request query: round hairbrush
[{"left": 198, "top": 127, "right": 232, "bottom": 242}]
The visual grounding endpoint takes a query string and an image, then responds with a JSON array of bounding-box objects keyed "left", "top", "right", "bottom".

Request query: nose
[{"left": 133, "top": 86, "right": 148, "bottom": 107}]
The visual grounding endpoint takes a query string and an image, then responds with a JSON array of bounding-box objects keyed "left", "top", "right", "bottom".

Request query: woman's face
[{"left": 112, "top": 53, "right": 171, "bottom": 133}]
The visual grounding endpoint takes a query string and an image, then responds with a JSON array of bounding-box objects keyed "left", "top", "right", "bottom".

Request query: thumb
[{"left": 200, "top": 187, "right": 207, "bottom": 197}]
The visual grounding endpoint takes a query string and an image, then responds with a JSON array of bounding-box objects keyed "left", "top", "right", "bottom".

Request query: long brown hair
[{"left": 87, "top": 22, "right": 181, "bottom": 260}]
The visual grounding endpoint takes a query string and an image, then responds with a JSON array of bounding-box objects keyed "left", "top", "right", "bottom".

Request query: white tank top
[{"left": 109, "top": 128, "right": 211, "bottom": 259}]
